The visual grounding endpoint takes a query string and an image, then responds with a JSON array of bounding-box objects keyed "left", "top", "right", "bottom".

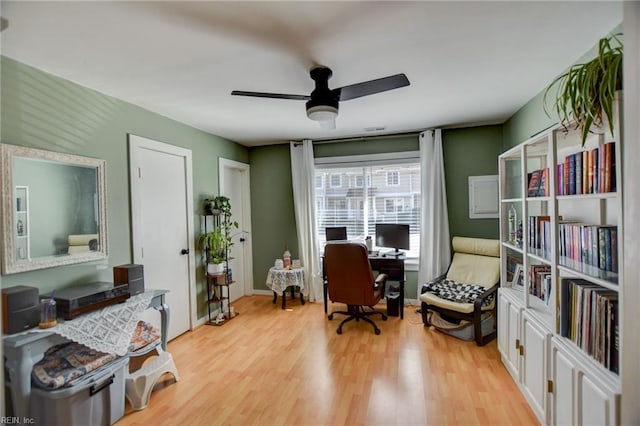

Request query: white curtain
[
  {"left": 418, "top": 129, "right": 451, "bottom": 298},
  {"left": 290, "top": 140, "right": 323, "bottom": 302}
]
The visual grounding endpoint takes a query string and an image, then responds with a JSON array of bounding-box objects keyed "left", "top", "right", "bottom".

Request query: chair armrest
[
  {"left": 473, "top": 284, "right": 499, "bottom": 312},
  {"left": 374, "top": 273, "right": 388, "bottom": 290}
]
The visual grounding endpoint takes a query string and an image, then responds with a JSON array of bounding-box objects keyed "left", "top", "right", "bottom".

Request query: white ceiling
[{"left": 0, "top": 1, "right": 623, "bottom": 147}]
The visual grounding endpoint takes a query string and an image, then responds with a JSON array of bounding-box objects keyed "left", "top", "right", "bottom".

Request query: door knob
[
  {"left": 180, "top": 248, "right": 190, "bottom": 255},
  {"left": 239, "top": 237, "right": 246, "bottom": 242}
]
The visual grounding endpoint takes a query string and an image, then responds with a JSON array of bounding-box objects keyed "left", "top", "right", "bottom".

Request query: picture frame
[{"left": 511, "top": 264, "right": 524, "bottom": 289}]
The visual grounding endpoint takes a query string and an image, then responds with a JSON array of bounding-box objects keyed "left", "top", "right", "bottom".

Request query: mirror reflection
[{"left": 1, "top": 144, "right": 108, "bottom": 274}]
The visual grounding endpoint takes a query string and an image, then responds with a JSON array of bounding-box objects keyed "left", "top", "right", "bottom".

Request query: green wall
[
  {"left": 1, "top": 57, "right": 248, "bottom": 319},
  {"left": 249, "top": 129, "right": 503, "bottom": 299},
  {"left": 248, "top": 144, "right": 298, "bottom": 291},
  {"left": 442, "top": 125, "right": 502, "bottom": 239}
]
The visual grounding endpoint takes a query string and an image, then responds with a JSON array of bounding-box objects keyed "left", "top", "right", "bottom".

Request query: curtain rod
[{"left": 293, "top": 130, "right": 423, "bottom": 146}]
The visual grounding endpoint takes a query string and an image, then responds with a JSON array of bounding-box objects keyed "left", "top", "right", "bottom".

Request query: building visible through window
[{"left": 316, "top": 162, "right": 421, "bottom": 258}]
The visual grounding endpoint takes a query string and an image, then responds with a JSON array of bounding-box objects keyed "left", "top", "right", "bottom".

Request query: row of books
[
  {"left": 525, "top": 142, "right": 616, "bottom": 197},
  {"left": 559, "top": 223, "right": 618, "bottom": 273},
  {"left": 560, "top": 278, "right": 618, "bottom": 374},
  {"left": 557, "top": 142, "right": 616, "bottom": 196},
  {"left": 527, "top": 215, "right": 555, "bottom": 259},
  {"left": 528, "top": 264, "right": 551, "bottom": 304}
]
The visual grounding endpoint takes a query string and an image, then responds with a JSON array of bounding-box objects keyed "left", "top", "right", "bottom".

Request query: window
[
  {"left": 315, "top": 160, "right": 421, "bottom": 258},
  {"left": 315, "top": 175, "right": 323, "bottom": 189},
  {"left": 387, "top": 171, "right": 399, "bottom": 186}
]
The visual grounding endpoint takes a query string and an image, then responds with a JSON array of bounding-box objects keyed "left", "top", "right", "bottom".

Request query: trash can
[{"left": 386, "top": 290, "right": 400, "bottom": 317}]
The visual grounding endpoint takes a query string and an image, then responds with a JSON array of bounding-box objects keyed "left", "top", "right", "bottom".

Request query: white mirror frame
[{"left": 0, "top": 143, "right": 108, "bottom": 274}]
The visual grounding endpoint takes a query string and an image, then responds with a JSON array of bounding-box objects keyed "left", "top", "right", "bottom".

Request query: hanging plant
[{"left": 543, "top": 34, "right": 623, "bottom": 145}]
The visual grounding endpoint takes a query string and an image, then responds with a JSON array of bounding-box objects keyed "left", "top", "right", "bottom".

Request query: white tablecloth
[
  {"left": 34, "top": 291, "right": 155, "bottom": 356},
  {"left": 266, "top": 267, "right": 306, "bottom": 296}
]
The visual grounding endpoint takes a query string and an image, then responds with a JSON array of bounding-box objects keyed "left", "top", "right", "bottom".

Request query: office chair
[
  {"left": 324, "top": 242, "right": 388, "bottom": 335},
  {"left": 325, "top": 226, "right": 347, "bottom": 241}
]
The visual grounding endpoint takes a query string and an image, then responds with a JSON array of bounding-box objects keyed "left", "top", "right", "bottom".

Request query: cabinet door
[
  {"left": 521, "top": 312, "right": 550, "bottom": 423},
  {"left": 550, "top": 339, "right": 576, "bottom": 426},
  {"left": 577, "top": 371, "right": 618, "bottom": 426},
  {"left": 498, "top": 291, "right": 521, "bottom": 381}
]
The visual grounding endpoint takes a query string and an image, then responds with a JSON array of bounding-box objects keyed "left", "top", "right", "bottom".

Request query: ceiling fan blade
[
  {"left": 231, "top": 90, "right": 310, "bottom": 101},
  {"left": 335, "top": 73, "right": 410, "bottom": 101}
]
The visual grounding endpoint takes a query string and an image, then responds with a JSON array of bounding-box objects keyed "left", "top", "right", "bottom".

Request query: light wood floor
[{"left": 117, "top": 295, "right": 538, "bottom": 426}]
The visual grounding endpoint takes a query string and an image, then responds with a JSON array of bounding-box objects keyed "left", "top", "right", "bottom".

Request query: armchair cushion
[
  {"left": 422, "top": 279, "right": 494, "bottom": 307},
  {"left": 420, "top": 280, "right": 495, "bottom": 314}
]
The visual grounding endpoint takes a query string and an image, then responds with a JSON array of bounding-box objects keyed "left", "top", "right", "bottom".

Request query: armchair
[
  {"left": 420, "top": 236, "right": 500, "bottom": 346},
  {"left": 324, "top": 242, "right": 388, "bottom": 335}
]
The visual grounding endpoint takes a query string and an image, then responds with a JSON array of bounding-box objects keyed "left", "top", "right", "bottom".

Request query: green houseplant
[
  {"left": 200, "top": 195, "right": 238, "bottom": 274},
  {"left": 543, "top": 34, "right": 623, "bottom": 146}
]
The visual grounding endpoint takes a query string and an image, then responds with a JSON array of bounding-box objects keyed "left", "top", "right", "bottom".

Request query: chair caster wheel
[
  {"left": 328, "top": 314, "right": 334, "bottom": 320},
  {"left": 375, "top": 328, "right": 381, "bottom": 335},
  {"left": 337, "top": 328, "right": 342, "bottom": 335},
  {"left": 382, "top": 315, "right": 388, "bottom": 321}
]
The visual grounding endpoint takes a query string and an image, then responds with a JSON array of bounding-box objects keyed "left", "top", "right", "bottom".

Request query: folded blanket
[
  {"left": 422, "top": 279, "right": 494, "bottom": 307},
  {"left": 31, "top": 342, "right": 116, "bottom": 389}
]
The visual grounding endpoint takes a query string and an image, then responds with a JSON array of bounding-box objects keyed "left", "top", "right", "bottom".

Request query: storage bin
[
  {"left": 30, "top": 356, "right": 128, "bottom": 426},
  {"left": 430, "top": 312, "right": 495, "bottom": 342}
]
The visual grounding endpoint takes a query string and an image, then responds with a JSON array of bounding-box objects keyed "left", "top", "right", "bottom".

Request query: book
[
  {"left": 582, "top": 150, "right": 589, "bottom": 194},
  {"left": 569, "top": 153, "right": 576, "bottom": 195},
  {"left": 537, "top": 167, "right": 549, "bottom": 197},
  {"left": 527, "top": 169, "right": 542, "bottom": 197}
]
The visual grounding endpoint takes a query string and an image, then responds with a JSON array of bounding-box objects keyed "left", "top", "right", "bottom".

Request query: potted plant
[
  {"left": 200, "top": 227, "right": 227, "bottom": 274},
  {"left": 200, "top": 195, "right": 239, "bottom": 274},
  {"left": 543, "top": 34, "right": 623, "bottom": 146}
]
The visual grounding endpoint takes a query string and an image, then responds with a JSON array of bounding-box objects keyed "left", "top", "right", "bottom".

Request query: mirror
[{"left": 1, "top": 143, "right": 108, "bottom": 274}]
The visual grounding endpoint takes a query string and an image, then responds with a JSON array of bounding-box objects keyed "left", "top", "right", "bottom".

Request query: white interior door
[
  {"left": 129, "top": 135, "right": 196, "bottom": 341},
  {"left": 219, "top": 158, "right": 253, "bottom": 302}
]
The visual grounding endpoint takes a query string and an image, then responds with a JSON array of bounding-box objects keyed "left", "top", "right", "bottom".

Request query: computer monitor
[
  {"left": 375, "top": 223, "right": 410, "bottom": 255},
  {"left": 325, "top": 226, "right": 347, "bottom": 241}
]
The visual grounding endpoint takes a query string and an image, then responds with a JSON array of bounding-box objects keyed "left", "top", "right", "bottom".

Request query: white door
[
  {"left": 129, "top": 135, "right": 196, "bottom": 341},
  {"left": 219, "top": 158, "right": 253, "bottom": 302}
]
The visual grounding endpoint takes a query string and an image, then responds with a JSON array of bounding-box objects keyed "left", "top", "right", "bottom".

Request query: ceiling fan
[{"left": 231, "top": 66, "right": 410, "bottom": 129}]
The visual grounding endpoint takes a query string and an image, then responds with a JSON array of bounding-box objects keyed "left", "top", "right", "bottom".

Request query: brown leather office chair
[{"left": 324, "top": 242, "right": 388, "bottom": 335}]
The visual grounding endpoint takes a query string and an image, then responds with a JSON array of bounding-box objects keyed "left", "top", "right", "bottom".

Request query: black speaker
[
  {"left": 2, "top": 285, "right": 40, "bottom": 334},
  {"left": 113, "top": 264, "right": 145, "bottom": 296}
]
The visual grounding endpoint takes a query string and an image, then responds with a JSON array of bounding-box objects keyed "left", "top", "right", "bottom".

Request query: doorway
[
  {"left": 129, "top": 134, "right": 196, "bottom": 341},
  {"left": 219, "top": 158, "right": 253, "bottom": 301}
]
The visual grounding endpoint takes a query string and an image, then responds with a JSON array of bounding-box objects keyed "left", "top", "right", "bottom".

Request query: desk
[
  {"left": 266, "top": 267, "right": 306, "bottom": 309},
  {"left": 323, "top": 254, "right": 406, "bottom": 319},
  {"left": 3, "top": 289, "right": 169, "bottom": 418}
]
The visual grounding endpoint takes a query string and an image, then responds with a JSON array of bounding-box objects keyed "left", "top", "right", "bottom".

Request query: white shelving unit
[{"left": 497, "top": 94, "right": 623, "bottom": 425}]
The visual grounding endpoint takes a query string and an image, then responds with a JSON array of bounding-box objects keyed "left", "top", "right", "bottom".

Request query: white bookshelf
[{"left": 497, "top": 94, "right": 623, "bottom": 425}]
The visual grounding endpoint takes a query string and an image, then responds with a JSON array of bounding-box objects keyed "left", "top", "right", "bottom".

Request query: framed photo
[{"left": 511, "top": 264, "right": 524, "bottom": 288}]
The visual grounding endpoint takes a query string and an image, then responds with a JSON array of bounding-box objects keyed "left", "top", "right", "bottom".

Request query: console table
[
  {"left": 2, "top": 289, "right": 169, "bottom": 418},
  {"left": 323, "top": 254, "right": 406, "bottom": 319},
  {"left": 266, "top": 267, "right": 306, "bottom": 309}
]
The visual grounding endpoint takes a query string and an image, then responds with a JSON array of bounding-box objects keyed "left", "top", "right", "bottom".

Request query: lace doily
[{"left": 54, "top": 291, "right": 156, "bottom": 356}]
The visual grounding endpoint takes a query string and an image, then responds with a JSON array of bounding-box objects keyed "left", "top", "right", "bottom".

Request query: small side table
[{"left": 266, "top": 267, "right": 306, "bottom": 309}]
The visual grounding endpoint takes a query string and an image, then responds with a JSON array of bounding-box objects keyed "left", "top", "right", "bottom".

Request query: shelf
[
  {"left": 502, "top": 241, "right": 523, "bottom": 253},
  {"left": 526, "top": 249, "right": 551, "bottom": 264},
  {"left": 526, "top": 196, "right": 551, "bottom": 202},
  {"left": 557, "top": 259, "right": 618, "bottom": 289},
  {"left": 206, "top": 312, "right": 239, "bottom": 326},
  {"left": 502, "top": 198, "right": 522, "bottom": 203},
  {"left": 556, "top": 192, "right": 618, "bottom": 201}
]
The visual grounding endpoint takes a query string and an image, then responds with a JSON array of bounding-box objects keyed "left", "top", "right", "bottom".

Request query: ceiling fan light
[{"left": 307, "top": 105, "right": 338, "bottom": 123}]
